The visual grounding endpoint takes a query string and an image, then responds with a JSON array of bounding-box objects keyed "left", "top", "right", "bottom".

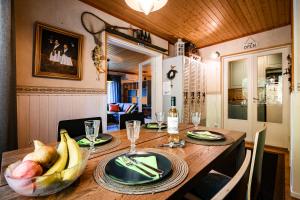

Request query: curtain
[
  {"left": 0, "top": 0, "right": 18, "bottom": 156},
  {"left": 107, "top": 75, "right": 121, "bottom": 103}
]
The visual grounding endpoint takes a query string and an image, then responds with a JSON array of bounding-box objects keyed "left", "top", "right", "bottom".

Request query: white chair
[
  {"left": 247, "top": 127, "right": 266, "bottom": 200},
  {"left": 185, "top": 127, "right": 266, "bottom": 200}
]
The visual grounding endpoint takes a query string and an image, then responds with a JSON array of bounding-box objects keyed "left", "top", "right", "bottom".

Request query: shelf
[{"left": 106, "top": 28, "right": 168, "bottom": 54}]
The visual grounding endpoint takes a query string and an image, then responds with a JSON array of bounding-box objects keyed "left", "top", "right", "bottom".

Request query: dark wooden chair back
[
  {"left": 248, "top": 127, "right": 267, "bottom": 200},
  {"left": 57, "top": 117, "right": 103, "bottom": 141},
  {"left": 119, "top": 112, "right": 145, "bottom": 130}
]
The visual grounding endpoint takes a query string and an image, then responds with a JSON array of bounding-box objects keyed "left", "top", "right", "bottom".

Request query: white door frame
[
  {"left": 251, "top": 47, "right": 290, "bottom": 148},
  {"left": 106, "top": 34, "right": 163, "bottom": 120},
  {"left": 223, "top": 54, "right": 253, "bottom": 142},
  {"left": 222, "top": 45, "right": 291, "bottom": 148},
  {"left": 138, "top": 59, "right": 152, "bottom": 113}
]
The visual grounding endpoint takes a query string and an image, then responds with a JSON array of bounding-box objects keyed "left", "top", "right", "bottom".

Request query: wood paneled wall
[{"left": 17, "top": 93, "right": 107, "bottom": 148}]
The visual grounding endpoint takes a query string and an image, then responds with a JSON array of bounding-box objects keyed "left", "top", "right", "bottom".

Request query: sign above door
[{"left": 243, "top": 37, "right": 257, "bottom": 50}]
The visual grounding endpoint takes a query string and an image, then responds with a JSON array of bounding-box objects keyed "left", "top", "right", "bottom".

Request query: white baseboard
[{"left": 291, "top": 190, "right": 300, "bottom": 199}]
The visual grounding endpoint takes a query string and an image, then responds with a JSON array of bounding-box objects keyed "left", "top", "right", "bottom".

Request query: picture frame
[{"left": 34, "top": 22, "right": 83, "bottom": 80}]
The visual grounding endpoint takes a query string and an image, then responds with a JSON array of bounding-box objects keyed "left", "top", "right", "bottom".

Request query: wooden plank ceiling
[
  {"left": 82, "top": 0, "right": 291, "bottom": 48},
  {"left": 108, "top": 43, "right": 150, "bottom": 74}
]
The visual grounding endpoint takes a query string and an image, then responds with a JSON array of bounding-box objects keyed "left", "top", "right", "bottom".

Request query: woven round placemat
[
  {"left": 183, "top": 134, "right": 235, "bottom": 146},
  {"left": 93, "top": 148, "right": 189, "bottom": 194},
  {"left": 88, "top": 137, "right": 121, "bottom": 159}
]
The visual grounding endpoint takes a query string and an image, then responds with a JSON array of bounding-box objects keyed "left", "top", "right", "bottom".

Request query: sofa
[{"left": 107, "top": 103, "right": 138, "bottom": 124}]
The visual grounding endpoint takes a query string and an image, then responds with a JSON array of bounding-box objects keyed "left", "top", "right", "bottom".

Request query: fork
[{"left": 121, "top": 156, "right": 156, "bottom": 178}]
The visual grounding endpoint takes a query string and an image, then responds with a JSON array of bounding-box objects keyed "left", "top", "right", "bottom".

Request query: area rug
[{"left": 246, "top": 148, "right": 285, "bottom": 200}]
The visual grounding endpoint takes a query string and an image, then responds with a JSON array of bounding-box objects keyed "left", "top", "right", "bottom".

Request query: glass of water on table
[
  {"left": 126, "top": 120, "right": 141, "bottom": 154},
  {"left": 84, "top": 120, "right": 100, "bottom": 152},
  {"left": 191, "top": 112, "right": 201, "bottom": 129}
]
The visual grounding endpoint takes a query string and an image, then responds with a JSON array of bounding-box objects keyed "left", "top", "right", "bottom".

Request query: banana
[
  {"left": 34, "top": 133, "right": 68, "bottom": 191},
  {"left": 43, "top": 132, "right": 68, "bottom": 175},
  {"left": 61, "top": 129, "right": 82, "bottom": 181}
]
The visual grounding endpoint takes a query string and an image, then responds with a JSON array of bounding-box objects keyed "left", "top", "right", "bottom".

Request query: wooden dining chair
[
  {"left": 119, "top": 112, "right": 145, "bottom": 130},
  {"left": 247, "top": 127, "right": 266, "bottom": 200},
  {"left": 185, "top": 127, "right": 266, "bottom": 200},
  {"left": 185, "top": 150, "right": 252, "bottom": 200},
  {"left": 57, "top": 117, "right": 103, "bottom": 141}
]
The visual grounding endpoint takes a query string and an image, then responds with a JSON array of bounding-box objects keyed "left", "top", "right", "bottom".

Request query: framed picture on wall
[{"left": 34, "top": 22, "right": 83, "bottom": 80}]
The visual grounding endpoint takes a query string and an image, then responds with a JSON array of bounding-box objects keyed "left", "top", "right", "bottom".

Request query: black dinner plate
[
  {"left": 187, "top": 130, "right": 225, "bottom": 141},
  {"left": 144, "top": 123, "right": 167, "bottom": 129},
  {"left": 105, "top": 151, "right": 172, "bottom": 185},
  {"left": 74, "top": 134, "right": 113, "bottom": 147}
]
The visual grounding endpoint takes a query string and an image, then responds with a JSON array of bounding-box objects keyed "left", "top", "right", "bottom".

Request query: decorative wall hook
[
  {"left": 196, "top": 91, "right": 201, "bottom": 104},
  {"left": 167, "top": 65, "right": 177, "bottom": 88},
  {"left": 190, "top": 92, "right": 195, "bottom": 104},
  {"left": 285, "top": 54, "right": 292, "bottom": 92}
]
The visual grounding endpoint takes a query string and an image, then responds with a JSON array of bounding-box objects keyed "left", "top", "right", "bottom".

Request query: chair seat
[{"left": 191, "top": 172, "right": 231, "bottom": 200}]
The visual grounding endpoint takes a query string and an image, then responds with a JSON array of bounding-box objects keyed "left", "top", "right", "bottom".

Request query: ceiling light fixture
[{"left": 125, "top": 0, "right": 168, "bottom": 15}]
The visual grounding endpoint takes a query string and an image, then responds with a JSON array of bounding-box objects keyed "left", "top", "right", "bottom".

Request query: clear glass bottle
[{"left": 167, "top": 96, "right": 180, "bottom": 143}]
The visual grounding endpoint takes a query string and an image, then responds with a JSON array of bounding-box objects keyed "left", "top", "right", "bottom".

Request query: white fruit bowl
[{"left": 4, "top": 148, "right": 90, "bottom": 197}]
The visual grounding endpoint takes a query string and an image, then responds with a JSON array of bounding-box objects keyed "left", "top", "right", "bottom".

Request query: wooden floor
[{"left": 245, "top": 142, "right": 297, "bottom": 200}]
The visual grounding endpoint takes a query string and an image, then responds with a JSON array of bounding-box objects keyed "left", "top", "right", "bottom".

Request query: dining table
[{"left": 0, "top": 124, "right": 246, "bottom": 200}]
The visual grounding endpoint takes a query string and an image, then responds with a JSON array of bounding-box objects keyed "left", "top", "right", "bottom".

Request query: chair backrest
[
  {"left": 247, "top": 127, "right": 267, "bottom": 200},
  {"left": 211, "top": 150, "right": 252, "bottom": 200},
  {"left": 119, "top": 112, "right": 145, "bottom": 130},
  {"left": 57, "top": 117, "right": 103, "bottom": 141}
]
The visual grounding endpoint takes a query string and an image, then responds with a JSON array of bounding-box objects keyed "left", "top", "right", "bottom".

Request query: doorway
[
  {"left": 106, "top": 33, "right": 163, "bottom": 132},
  {"left": 223, "top": 47, "right": 290, "bottom": 148}
]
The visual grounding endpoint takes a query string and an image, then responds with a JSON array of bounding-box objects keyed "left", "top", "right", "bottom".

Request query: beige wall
[
  {"left": 290, "top": 0, "right": 300, "bottom": 198},
  {"left": 199, "top": 25, "right": 291, "bottom": 63},
  {"left": 15, "top": 0, "right": 168, "bottom": 89},
  {"left": 14, "top": 0, "right": 168, "bottom": 146},
  {"left": 200, "top": 26, "right": 291, "bottom": 129}
]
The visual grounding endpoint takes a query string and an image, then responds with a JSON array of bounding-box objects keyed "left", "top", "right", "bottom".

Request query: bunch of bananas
[{"left": 35, "top": 129, "right": 83, "bottom": 189}]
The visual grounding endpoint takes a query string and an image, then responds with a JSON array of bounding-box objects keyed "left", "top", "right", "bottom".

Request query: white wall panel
[{"left": 17, "top": 94, "right": 107, "bottom": 148}]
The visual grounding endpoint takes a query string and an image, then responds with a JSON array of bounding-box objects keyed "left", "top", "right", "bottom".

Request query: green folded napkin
[
  {"left": 187, "top": 131, "right": 223, "bottom": 140},
  {"left": 146, "top": 123, "right": 166, "bottom": 129},
  {"left": 77, "top": 137, "right": 107, "bottom": 145},
  {"left": 115, "top": 156, "right": 160, "bottom": 180}
]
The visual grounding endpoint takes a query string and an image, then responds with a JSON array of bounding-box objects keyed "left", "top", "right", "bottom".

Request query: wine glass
[
  {"left": 155, "top": 112, "right": 164, "bottom": 132},
  {"left": 126, "top": 120, "right": 141, "bottom": 154},
  {"left": 84, "top": 120, "right": 100, "bottom": 152},
  {"left": 191, "top": 112, "right": 201, "bottom": 129}
]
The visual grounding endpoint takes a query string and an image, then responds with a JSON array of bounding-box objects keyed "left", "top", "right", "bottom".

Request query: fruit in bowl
[{"left": 4, "top": 130, "right": 90, "bottom": 196}]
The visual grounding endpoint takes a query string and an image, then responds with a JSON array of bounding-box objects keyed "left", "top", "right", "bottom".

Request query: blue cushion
[{"left": 191, "top": 172, "right": 231, "bottom": 200}]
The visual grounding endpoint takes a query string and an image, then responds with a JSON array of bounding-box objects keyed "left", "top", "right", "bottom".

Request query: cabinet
[{"left": 163, "top": 56, "right": 206, "bottom": 124}]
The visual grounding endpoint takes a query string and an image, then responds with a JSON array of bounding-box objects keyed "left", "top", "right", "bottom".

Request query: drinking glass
[
  {"left": 84, "top": 120, "right": 100, "bottom": 152},
  {"left": 155, "top": 112, "right": 164, "bottom": 132},
  {"left": 191, "top": 112, "right": 201, "bottom": 129},
  {"left": 126, "top": 120, "right": 141, "bottom": 154}
]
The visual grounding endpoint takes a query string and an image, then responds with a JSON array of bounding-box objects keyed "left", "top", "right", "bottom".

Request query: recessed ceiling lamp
[{"left": 125, "top": 0, "right": 168, "bottom": 15}]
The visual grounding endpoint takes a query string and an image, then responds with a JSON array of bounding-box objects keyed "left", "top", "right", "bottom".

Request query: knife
[{"left": 127, "top": 157, "right": 164, "bottom": 175}]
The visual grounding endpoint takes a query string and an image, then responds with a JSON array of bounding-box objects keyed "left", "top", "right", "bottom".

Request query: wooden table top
[{"left": 0, "top": 125, "right": 245, "bottom": 200}]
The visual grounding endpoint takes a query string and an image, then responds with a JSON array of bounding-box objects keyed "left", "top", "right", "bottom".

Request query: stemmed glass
[
  {"left": 84, "top": 120, "right": 100, "bottom": 152},
  {"left": 155, "top": 112, "right": 164, "bottom": 132},
  {"left": 191, "top": 112, "right": 201, "bottom": 129},
  {"left": 126, "top": 120, "right": 141, "bottom": 154}
]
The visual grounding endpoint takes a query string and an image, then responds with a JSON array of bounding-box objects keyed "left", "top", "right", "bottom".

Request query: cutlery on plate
[
  {"left": 159, "top": 140, "right": 185, "bottom": 148},
  {"left": 127, "top": 157, "right": 164, "bottom": 175},
  {"left": 121, "top": 157, "right": 156, "bottom": 177}
]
